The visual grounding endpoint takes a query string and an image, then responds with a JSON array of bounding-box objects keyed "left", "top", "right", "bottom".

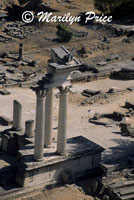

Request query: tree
[
  {"left": 56, "top": 24, "right": 73, "bottom": 42},
  {"left": 93, "top": 0, "right": 134, "bottom": 17}
]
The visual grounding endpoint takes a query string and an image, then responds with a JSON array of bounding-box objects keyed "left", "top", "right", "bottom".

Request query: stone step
[
  {"left": 121, "top": 193, "right": 134, "bottom": 200},
  {"left": 110, "top": 180, "right": 134, "bottom": 190},
  {"left": 113, "top": 186, "right": 134, "bottom": 196}
]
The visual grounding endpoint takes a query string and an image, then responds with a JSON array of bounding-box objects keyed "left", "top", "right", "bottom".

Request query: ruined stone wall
[{"left": 16, "top": 153, "right": 101, "bottom": 187}]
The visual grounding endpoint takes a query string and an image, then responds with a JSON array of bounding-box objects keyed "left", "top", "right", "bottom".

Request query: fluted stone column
[
  {"left": 13, "top": 100, "right": 22, "bottom": 131},
  {"left": 57, "top": 87, "right": 68, "bottom": 155},
  {"left": 44, "top": 88, "right": 54, "bottom": 147},
  {"left": 34, "top": 90, "right": 46, "bottom": 162},
  {"left": 25, "top": 120, "right": 34, "bottom": 138}
]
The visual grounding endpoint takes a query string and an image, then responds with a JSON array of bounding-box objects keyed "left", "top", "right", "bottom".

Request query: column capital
[
  {"left": 35, "top": 89, "right": 48, "bottom": 99},
  {"left": 58, "top": 85, "right": 72, "bottom": 93}
]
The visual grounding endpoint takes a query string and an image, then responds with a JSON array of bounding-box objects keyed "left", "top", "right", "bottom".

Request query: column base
[
  {"left": 56, "top": 151, "right": 66, "bottom": 156},
  {"left": 24, "top": 134, "right": 34, "bottom": 138},
  {"left": 34, "top": 157, "right": 44, "bottom": 162},
  {"left": 44, "top": 144, "right": 53, "bottom": 148},
  {"left": 12, "top": 127, "right": 22, "bottom": 131}
]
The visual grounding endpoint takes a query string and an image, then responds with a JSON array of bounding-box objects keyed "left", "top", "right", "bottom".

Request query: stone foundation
[{"left": 16, "top": 136, "right": 104, "bottom": 187}]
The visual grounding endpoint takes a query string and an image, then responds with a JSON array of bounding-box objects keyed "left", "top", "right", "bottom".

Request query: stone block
[
  {"left": 16, "top": 136, "right": 104, "bottom": 187},
  {"left": 82, "top": 89, "right": 101, "bottom": 97},
  {"left": 125, "top": 101, "right": 134, "bottom": 110},
  {"left": 1, "top": 133, "right": 9, "bottom": 152},
  {"left": 0, "top": 89, "right": 10, "bottom": 95},
  {"left": 119, "top": 123, "right": 134, "bottom": 136},
  {"left": 108, "top": 87, "right": 124, "bottom": 94}
]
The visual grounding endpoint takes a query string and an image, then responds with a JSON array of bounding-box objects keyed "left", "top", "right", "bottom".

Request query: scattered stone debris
[
  {"left": 125, "top": 101, "right": 134, "bottom": 110},
  {"left": 81, "top": 87, "right": 127, "bottom": 106},
  {"left": 107, "top": 87, "right": 124, "bottom": 93},
  {"left": 0, "top": 34, "right": 13, "bottom": 43},
  {"left": 105, "top": 54, "right": 119, "bottom": 62},
  {"left": 82, "top": 89, "right": 101, "bottom": 97},
  {"left": 0, "top": 89, "right": 10, "bottom": 95},
  {"left": 89, "top": 111, "right": 124, "bottom": 127},
  {"left": 0, "top": 43, "right": 42, "bottom": 88},
  {"left": 4, "top": 22, "right": 42, "bottom": 39},
  {"left": 77, "top": 45, "right": 88, "bottom": 58},
  {"left": 122, "top": 36, "right": 134, "bottom": 43},
  {"left": 112, "top": 67, "right": 134, "bottom": 80},
  {"left": 81, "top": 91, "right": 107, "bottom": 105},
  {"left": 102, "top": 36, "right": 110, "bottom": 43},
  {"left": 120, "top": 123, "right": 134, "bottom": 137},
  {"left": 88, "top": 97, "right": 134, "bottom": 139},
  {"left": 101, "top": 168, "right": 134, "bottom": 200},
  {"left": 73, "top": 31, "right": 88, "bottom": 37}
]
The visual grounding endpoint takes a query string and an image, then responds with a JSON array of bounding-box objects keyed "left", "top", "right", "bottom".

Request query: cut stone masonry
[{"left": 0, "top": 46, "right": 104, "bottom": 189}]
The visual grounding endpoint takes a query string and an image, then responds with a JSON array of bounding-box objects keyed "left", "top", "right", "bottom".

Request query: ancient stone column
[
  {"left": 34, "top": 90, "right": 46, "bottom": 162},
  {"left": 57, "top": 87, "right": 68, "bottom": 155},
  {"left": 13, "top": 100, "right": 22, "bottom": 131},
  {"left": 44, "top": 88, "right": 54, "bottom": 147},
  {"left": 18, "top": 43, "right": 23, "bottom": 61},
  {"left": 25, "top": 120, "right": 34, "bottom": 138}
]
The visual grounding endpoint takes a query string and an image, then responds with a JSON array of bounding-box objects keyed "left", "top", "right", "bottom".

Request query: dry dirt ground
[
  {"left": 16, "top": 185, "right": 94, "bottom": 200},
  {"left": 0, "top": 0, "right": 134, "bottom": 70}
]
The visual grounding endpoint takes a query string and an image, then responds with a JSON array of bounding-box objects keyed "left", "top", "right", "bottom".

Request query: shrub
[{"left": 56, "top": 24, "right": 73, "bottom": 42}]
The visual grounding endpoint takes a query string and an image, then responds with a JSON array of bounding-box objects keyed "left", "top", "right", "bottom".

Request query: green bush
[
  {"left": 56, "top": 24, "right": 73, "bottom": 42},
  {"left": 93, "top": 0, "right": 134, "bottom": 17}
]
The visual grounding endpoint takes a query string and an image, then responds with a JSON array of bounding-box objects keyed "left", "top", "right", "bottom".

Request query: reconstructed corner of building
[{"left": 16, "top": 136, "right": 104, "bottom": 187}]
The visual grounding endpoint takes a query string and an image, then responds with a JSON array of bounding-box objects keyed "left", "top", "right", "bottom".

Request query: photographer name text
[{"left": 22, "top": 11, "right": 113, "bottom": 24}]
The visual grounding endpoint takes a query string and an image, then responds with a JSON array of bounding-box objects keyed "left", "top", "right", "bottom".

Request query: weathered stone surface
[
  {"left": 73, "top": 31, "right": 88, "bottom": 37},
  {"left": 102, "top": 169, "right": 134, "bottom": 200},
  {"left": 119, "top": 123, "right": 134, "bottom": 136},
  {"left": 24, "top": 120, "right": 34, "bottom": 138},
  {"left": 1, "top": 129, "right": 25, "bottom": 156},
  {"left": 127, "top": 87, "right": 134, "bottom": 91},
  {"left": 108, "top": 87, "right": 124, "bottom": 94},
  {"left": 125, "top": 101, "right": 134, "bottom": 110},
  {"left": 5, "top": 22, "right": 41, "bottom": 39},
  {"left": 16, "top": 136, "right": 104, "bottom": 187},
  {"left": 0, "top": 89, "right": 10, "bottom": 95},
  {"left": 81, "top": 92, "right": 107, "bottom": 106},
  {"left": 82, "top": 89, "right": 101, "bottom": 97},
  {"left": 112, "top": 112, "right": 124, "bottom": 121}
]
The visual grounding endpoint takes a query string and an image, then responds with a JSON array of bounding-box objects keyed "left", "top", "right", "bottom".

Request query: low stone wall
[{"left": 71, "top": 71, "right": 110, "bottom": 83}]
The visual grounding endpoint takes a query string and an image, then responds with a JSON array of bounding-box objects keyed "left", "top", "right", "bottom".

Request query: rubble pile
[
  {"left": 0, "top": 44, "right": 42, "bottom": 89},
  {"left": 101, "top": 168, "right": 134, "bottom": 200},
  {"left": 4, "top": 22, "right": 42, "bottom": 39},
  {"left": 81, "top": 87, "right": 125, "bottom": 106}
]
